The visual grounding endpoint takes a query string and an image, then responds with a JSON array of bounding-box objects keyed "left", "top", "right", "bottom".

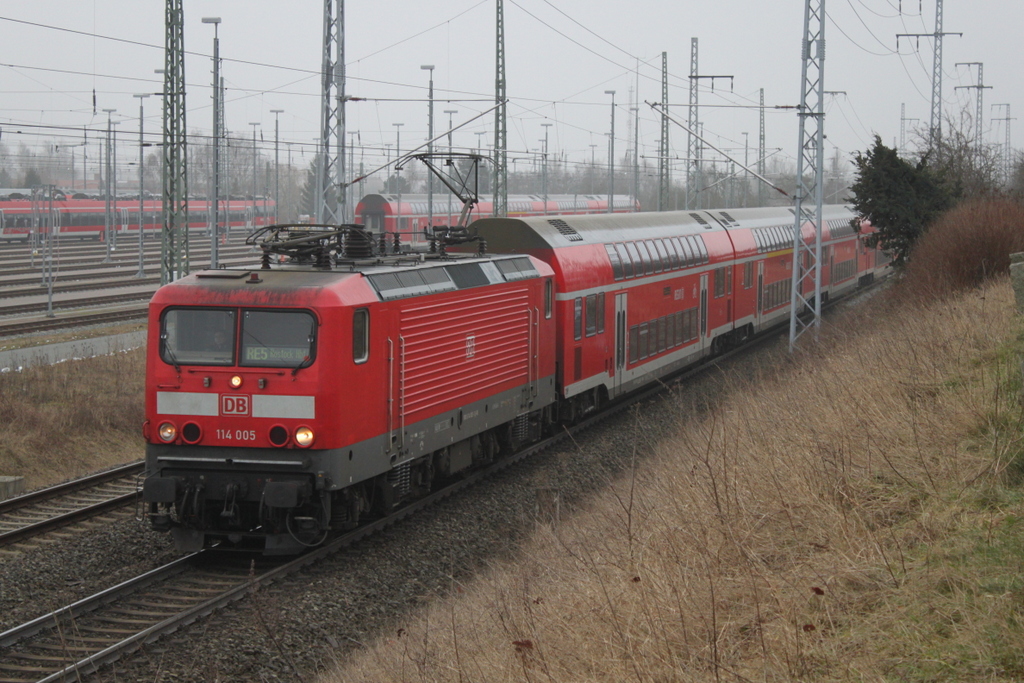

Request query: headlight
[
  {"left": 158, "top": 422, "right": 177, "bottom": 442},
  {"left": 230, "top": 375, "right": 244, "bottom": 389},
  {"left": 294, "top": 426, "right": 315, "bottom": 447}
]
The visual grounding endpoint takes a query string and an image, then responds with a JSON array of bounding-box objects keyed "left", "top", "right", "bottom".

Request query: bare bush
[{"left": 900, "top": 197, "right": 1024, "bottom": 301}]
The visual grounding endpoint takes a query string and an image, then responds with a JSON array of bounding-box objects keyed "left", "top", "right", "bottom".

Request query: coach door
[
  {"left": 613, "top": 292, "right": 627, "bottom": 396},
  {"left": 756, "top": 261, "right": 764, "bottom": 329},
  {"left": 699, "top": 273, "right": 709, "bottom": 346},
  {"left": 119, "top": 207, "right": 130, "bottom": 234}
]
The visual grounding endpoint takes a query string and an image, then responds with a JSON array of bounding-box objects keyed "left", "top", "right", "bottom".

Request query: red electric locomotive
[{"left": 142, "top": 226, "right": 556, "bottom": 553}]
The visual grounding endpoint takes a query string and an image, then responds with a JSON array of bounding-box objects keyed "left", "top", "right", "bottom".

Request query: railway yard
[{"left": 0, "top": 235, "right": 261, "bottom": 339}]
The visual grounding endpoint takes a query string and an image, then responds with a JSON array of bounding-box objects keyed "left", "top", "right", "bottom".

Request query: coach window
[
  {"left": 665, "top": 238, "right": 681, "bottom": 270},
  {"left": 597, "top": 292, "right": 605, "bottom": 333},
  {"left": 574, "top": 298, "right": 583, "bottom": 341},
  {"left": 604, "top": 244, "right": 625, "bottom": 281},
  {"left": 353, "top": 308, "right": 369, "bottom": 364},
  {"left": 743, "top": 262, "right": 753, "bottom": 289},
  {"left": 625, "top": 242, "right": 643, "bottom": 277},
  {"left": 544, "top": 279, "right": 553, "bottom": 319},
  {"left": 679, "top": 237, "right": 694, "bottom": 267},
  {"left": 652, "top": 240, "right": 668, "bottom": 273},
  {"left": 614, "top": 243, "right": 634, "bottom": 279},
  {"left": 638, "top": 241, "right": 655, "bottom": 275},
  {"left": 713, "top": 268, "right": 725, "bottom": 298},
  {"left": 647, "top": 240, "right": 663, "bottom": 273},
  {"left": 585, "top": 295, "right": 597, "bottom": 337}
]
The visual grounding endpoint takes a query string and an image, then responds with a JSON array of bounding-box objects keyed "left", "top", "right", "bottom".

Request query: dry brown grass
[
  {"left": 326, "top": 279, "right": 1024, "bottom": 682},
  {"left": 0, "top": 349, "right": 144, "bottom": 488},
  {"left": 900, "top": 197, "right": 1024, "bottom": 301}
]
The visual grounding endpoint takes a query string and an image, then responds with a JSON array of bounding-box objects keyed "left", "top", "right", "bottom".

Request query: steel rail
[
  {"left": 0, "top": 462, "right": 143, "bottom": 516},
  {"left": 0, "top": 308, "right": 148, "bottom": 337}
]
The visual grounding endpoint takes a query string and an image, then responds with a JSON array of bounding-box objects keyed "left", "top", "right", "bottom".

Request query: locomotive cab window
[
  {"left": 353, "top": 308, "right": 369, "bottom": 364},
  {"left": 161, "top": 308, "right": 236, "bottom": 366},
  {"left": 240, "top": 309, "right": 317, "bottom": 368},
  {"left": 545, "top": 279, "right": 553, "bottom": 319}
]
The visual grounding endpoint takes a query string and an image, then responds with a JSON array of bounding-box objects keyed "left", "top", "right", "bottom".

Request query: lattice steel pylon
[
  {"left": 493, "top": 0, "right": 508, "bottom": 217},
  {"left": 318, "top": 0, "right": 346, "bottom": 224},
  {"left": 686, "top": 38, "right": 700, "bottom": 210},
  {"left": 658, "top": 52, "right": 670, "bottom": 211},
  {"left": 789, "top": 0, "right": 826, "bottom": 350},
  {"left": 758, "top": 88, "right": 766, "bottom": 206},
  {"left": 161, "top": 0, "right": 188, "bottom": 285},
  {"left": 930, "top": 0, "right": 944, "bottom": 148}
]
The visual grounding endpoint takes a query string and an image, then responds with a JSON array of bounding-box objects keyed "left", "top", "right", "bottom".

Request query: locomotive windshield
[
  {"left": 161, "top": 308, "right": 236, "bottom": 366},
  {"left": 239, "top": 310, "right": 317, "bottom": 368},
  {"left": 160, "top": 308, "right": 316, "bottom": 368}
]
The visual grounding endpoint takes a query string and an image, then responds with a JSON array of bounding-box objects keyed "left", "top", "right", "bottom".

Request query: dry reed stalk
[{"left": 0, "top": 349, "right": 144, "bottom": 488}]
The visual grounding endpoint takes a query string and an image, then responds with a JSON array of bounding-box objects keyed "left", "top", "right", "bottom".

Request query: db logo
[{"left": 221, "top": 394, "right": 251, "bottom": 416}]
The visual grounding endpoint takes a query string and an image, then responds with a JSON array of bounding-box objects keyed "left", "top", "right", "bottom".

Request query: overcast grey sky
[{"left": 0, "top": 1, "right": 1019, "bottom": 188}]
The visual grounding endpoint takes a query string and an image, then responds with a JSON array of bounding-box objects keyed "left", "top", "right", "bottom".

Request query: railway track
[
  {"left": 0, "top": 462, "right": 143, "bottom": 551},
  {"left": 0, "top": 307, "right": 149, "bottom": 338}
]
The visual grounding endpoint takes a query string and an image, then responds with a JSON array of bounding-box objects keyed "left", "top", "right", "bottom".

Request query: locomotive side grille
[
  {"left": 548, "top": 219, "right": 584, "bottom": 242},
  {"left": 387, "top": 462, "right": 412, "bottom": 498},
  {"left": 689, "top": 212, "right": 711, "bottom": 228},
  {"left": 512, "top": 414, "right": 530, "bottom": 443},
  {"left": 398, "top": 289, "right": 531, "bottom": 422}
]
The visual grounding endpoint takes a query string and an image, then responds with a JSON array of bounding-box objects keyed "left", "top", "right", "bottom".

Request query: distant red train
[
  {"left": 141, "top": 205, "right": 889, "bottom": 553},
  {"left": 356, "top": 193, "right": 639, "bottom": 246},
  {"left": 0, "top": 191, "right": 276, "bottom": 242}
]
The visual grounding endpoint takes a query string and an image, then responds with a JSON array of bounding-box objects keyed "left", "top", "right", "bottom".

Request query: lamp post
[
  {"left": 271, "top": 109, "right": 284, "bottom": 223},
  {"left": 249, "top": 122, "right": 260, "bottom": 231},
  {"left": 589, "top": 143, "right": 597, "bottom": 194},
  {"left": 421, "top": 65, "right": 434, "bottom": 229},
  {"left": 604, "top": 90, "right": 615, "bottom": 213},
  {"left": 133, "top": 94, "right": 150, "bottom": 278},
  {"left": 201, "top": 17, "right": 221, "bottom": 267},
  {"left": 443, "top": 109, "right": 457, "bottom": 222},
  {"left": 742, "top": 132, "right": 749, "bottom": 208},
  {"left": 393, "top": 123, "right": 403, "bottom": 233},
  {"left": 102, "top": 108, "right": 116, "bottom": 262},
  {"left": 541, "top": 123, "right": 552, "bottom": 215}
]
